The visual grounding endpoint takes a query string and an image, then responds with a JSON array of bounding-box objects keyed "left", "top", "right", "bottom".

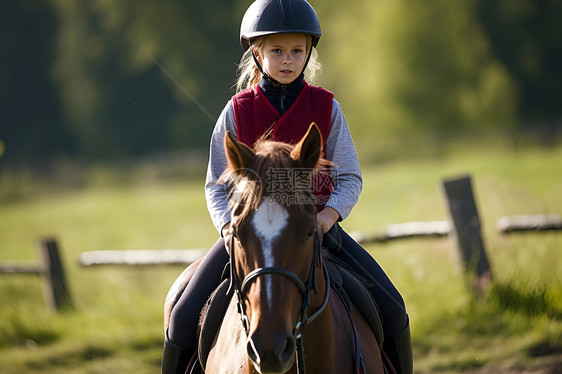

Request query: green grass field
[{"left": 1, "top": 145, "right": 561, "bottom": 373}]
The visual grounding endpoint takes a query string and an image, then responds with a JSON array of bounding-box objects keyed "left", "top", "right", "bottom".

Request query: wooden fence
[
  {"left": 3, "top": 176, "right": 560, "bottom": 312},
  {"left": 77, "top": 176, "right": 561, "bottom": 294},
  {"left": 0, "top": 238, "right": 73, "bottom": 312}
]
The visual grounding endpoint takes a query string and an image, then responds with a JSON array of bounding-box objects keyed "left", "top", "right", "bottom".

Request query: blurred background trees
[{"left": 1, "top": 0, "right": 560, "bottom": 165}]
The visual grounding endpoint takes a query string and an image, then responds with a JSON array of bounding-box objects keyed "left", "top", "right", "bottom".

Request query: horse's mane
[{"left": 219, "top": 136, "right": 330, "bottom": 224}]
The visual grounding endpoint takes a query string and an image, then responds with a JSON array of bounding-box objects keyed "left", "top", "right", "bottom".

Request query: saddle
[{"left": 194, "top": 256, "right": 385, "bottom": 371}]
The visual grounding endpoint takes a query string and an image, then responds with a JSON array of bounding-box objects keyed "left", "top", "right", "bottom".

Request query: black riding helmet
[
  {"left": 240, "top": 0, "right": 322, "bottom": 51},
  {"left": 240, "top": 0, "right": 322, "bottom": 85}
]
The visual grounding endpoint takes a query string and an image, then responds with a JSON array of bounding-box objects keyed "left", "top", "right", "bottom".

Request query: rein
[{"left": 228, "top": 229, "right": 330, "bottom": 374}]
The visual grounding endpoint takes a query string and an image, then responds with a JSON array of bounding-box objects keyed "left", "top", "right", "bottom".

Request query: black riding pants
[{"left": 168, "top": 238, "right": 228, "bottom": 350}]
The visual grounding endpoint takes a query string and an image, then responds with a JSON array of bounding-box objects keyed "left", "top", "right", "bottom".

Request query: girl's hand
[
  {"left": 222, "top": 222, "right": 232, "bottom": 254},
  {"left": 317, "top": 207, "right": 340, "bottom": 234}
]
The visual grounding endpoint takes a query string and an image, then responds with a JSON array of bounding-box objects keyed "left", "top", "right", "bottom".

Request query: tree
[
  {"left": 2, "top": 0, "right": 559, "bottom": 164},
  {"left": 476, "top": 0, "right": 562, "bottom": 127},
  {"left": 51, "top": 0, "right": 243, "bottom": 159},
  {"left": 0, "top": 0, "right": 73, "bottom": 162},
  {"left": 318, "top": 0, "right": 517, "bottom": 146}
]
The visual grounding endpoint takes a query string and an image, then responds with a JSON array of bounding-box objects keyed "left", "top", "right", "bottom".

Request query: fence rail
[
  {"left": 353, "top": 215, "right": 562, "bottom": 245},
  {"left": 351, "top": 221, "right": 451, "bottom": 244},
  {"left": 497, "top": 214, "right": 562, "bottom": 233},
  {"left": 0, "top": 264, "right": 42, "bottom": 274},
  {"left": 79, "top": 249, "right": 208, "bottom": 266}
]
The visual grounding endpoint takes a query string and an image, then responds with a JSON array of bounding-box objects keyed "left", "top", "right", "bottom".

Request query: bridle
[{"left": 227, "top": 224, "right": 330, "bottom": 374}]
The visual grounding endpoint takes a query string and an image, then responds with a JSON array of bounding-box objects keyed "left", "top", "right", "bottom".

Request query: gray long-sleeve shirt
[{"left": 205, "top": 98, "right": 362, "bottom": 234}]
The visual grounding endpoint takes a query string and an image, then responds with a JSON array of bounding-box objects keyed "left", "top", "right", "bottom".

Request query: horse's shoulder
[{"left": 202, "top": 294, "right": 250, "bottom": 373}]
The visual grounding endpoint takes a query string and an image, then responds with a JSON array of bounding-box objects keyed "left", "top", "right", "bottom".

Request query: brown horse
[{"left": 202, "top": 123, "right": 384, "bottom": 374}]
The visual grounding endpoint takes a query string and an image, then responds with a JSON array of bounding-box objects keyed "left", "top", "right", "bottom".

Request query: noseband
[{"left": 227, "top": 228, "right": 330, "bottom": 373}]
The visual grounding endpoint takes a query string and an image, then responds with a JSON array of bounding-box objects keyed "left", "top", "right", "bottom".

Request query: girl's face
[{"left": 256, "top": 33, "right": 308, "bottom": 85}]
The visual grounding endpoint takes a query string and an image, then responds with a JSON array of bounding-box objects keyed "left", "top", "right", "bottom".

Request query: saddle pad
[{"left": 197, "top": 278, "right": 231, "bottom": 370}]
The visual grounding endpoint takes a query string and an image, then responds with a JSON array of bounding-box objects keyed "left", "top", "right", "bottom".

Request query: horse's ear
[
  {"left": 291, "top": 123, "right": 322, "bottom": 169},
  {"left": 224, "top": 131, "right": 255, "bottom": 173}
]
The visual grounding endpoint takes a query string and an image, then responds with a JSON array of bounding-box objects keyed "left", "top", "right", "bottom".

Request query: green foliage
[
  {"left": 319, "top": 0, "right": 517, "bottom": 143},
  {"left": 50, "top": 0, "right": 237, "bottom": 158},
  {"left": 1, "top": 0, "right": 560, "bottom": 164},
  {"left": 0, "top": 0, "right": 71, "bottom": 162},
  {"left": 0, "top": 285, "right": 62, "bottom": 348},
  {"left": 487, "top": 282, "right": 559, "bottom": 317},
  {"left": 476, "top": 0, "right": 562, "bottom": 124}
]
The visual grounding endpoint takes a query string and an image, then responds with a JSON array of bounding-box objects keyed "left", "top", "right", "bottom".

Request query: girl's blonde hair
[{"left": 235, "top": 34, "right": 321, "bottom": 93}]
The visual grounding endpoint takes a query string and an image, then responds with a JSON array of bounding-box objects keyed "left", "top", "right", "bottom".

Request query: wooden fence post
[
  {"left": 442, "top": 176, "right": 492, "bottom": 296},
  {"left": 37, "top": 238, "right": 73, "bottom": 311}
]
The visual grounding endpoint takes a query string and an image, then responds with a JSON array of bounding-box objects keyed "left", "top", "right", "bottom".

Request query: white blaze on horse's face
[{"left": 251, "top": 199, "right": 289, "bottom": 306}]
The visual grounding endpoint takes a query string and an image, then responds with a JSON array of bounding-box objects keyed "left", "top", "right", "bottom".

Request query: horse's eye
[{"left": 305, "top": 228, "right": 316, "bottom": 241}]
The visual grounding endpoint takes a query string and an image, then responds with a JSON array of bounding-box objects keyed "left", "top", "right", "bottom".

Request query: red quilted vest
[{"left": 232, "top": 82, "right": 334, "bottom": 210}]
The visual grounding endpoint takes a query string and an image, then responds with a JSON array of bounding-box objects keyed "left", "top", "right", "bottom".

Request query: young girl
[{"left": 162, "top": 1, "right": 412, "bottom": 373}]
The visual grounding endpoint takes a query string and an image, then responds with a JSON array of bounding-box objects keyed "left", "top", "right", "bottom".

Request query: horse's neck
[
  {"left": 305, "top": 263, "right": 334, "bottom": 339},
  {"left": 303, "top": 263, "right": 354, "bottom": 369},
  {"left": 302, "top": 289, "right": 348, "bottom": 373},
  {"left": 309, "top": 263, "right": 329, "bottom": 313}
]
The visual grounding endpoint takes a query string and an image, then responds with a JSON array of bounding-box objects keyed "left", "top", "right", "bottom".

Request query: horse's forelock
[{"left": 222, "top": 138, "right": 324, "bottom": 226}]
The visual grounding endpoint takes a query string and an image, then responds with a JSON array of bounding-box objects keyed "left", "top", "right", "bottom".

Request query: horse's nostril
[
  {"left": 276, "top": 333, "right": 295, "bottom": 363},
  {"left": 248, "top": 332, "right": 296, "bottom": 372}
]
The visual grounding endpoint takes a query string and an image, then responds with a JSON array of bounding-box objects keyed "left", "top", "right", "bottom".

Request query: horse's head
[{"left": 223, "top": 123, "right": 324, "bottom": 373}]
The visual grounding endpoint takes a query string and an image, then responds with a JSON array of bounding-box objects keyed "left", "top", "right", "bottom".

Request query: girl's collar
[
  {"left": 258, "top": 73, "right": 305, "bottom": 114},
  {"left": 258, "top": 73, "right": 305, "bottom": 95}
]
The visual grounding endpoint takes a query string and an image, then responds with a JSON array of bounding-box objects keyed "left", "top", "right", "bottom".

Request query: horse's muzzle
[{"left": 247, "top": 331, "right": 296, "bottom": 373}]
